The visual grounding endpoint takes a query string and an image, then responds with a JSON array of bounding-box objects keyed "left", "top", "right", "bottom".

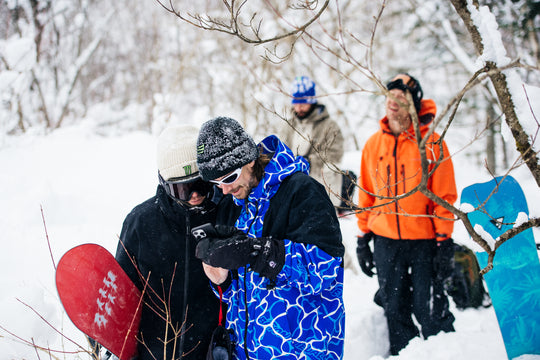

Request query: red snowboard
[{"left": 56, "top": 244, "right": 143, "bottom": 360}]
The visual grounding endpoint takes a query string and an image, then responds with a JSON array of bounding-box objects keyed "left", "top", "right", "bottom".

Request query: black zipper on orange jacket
[{"left": 392, "top": 136, "right": 403, "bottom": 240}]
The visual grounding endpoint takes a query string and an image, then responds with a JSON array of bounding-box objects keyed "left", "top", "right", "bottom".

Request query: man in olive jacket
[{"left": 280, "top": 76, "right": 344, "bottom": 208}]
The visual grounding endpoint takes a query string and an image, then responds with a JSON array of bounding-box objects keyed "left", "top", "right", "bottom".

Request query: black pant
[{"left": 373, "top": 236, "right": 455, "bottom": 355}]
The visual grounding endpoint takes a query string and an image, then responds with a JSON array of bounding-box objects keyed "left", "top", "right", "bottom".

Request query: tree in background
[
  {"left": 0, "top": 0, "right": 114, "bottom": 131},
  {"left": 156, "top": 0, "right": 539, "bottom": 272},
  {"left": 1, "top": 0, "right": 538, "bottom": 270}
]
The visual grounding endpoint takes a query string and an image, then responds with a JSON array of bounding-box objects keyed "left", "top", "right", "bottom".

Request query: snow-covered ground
[{"left": 0, "top": 124, "right": 538, "bottom": 359}]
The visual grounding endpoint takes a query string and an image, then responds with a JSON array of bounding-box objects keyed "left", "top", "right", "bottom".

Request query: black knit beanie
[{"left": 196, "top": 116, "right": 259, "bottom": 181}]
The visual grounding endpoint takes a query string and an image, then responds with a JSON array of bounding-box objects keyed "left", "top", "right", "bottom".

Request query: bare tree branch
[
  {"left": 449, "top": 0, "right": 540, "bottom": 186},
  {"left": 152, "top": 0, "right": 539, "bottom": 275},
  {"left": 155, "top": 0, "right": 330, "bottom": 44}
]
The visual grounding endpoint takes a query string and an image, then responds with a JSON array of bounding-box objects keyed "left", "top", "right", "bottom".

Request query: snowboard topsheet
[
  {"left": 461, "top": 176, "right": 540, "bottom": 359},
  {"left": 56, "top": 243, "right": 142, "bottom": 360}
]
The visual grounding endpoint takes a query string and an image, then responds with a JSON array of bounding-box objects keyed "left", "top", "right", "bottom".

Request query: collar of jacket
[
  {"left": 156, "top": 184, "right": 215, "bottom": 221},
  {"left": 233, "top": 135, "right": 309, "bottom": 208}
]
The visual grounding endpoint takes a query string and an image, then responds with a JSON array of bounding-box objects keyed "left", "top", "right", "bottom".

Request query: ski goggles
[
  {"left": 159, "top": 172, "right": 213, "bottom": 201},
  {"left": 386, "top": 78, "right": 412, "bottom": 92},
  {"left": 209, "top": 167, "right": 242, "bottom": 186}
]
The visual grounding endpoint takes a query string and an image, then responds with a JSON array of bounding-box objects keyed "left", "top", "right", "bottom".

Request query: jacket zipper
[
  {"left": 243, "top": 200, "right": 259, "bottom": 360},
  {"left": 401, "top": 164, "right": 406, "bottom": 194},
  {"left": 243, "top": 275, "right": 249, "bottom": 360},
  {"left": 178, "top": 212, "right": 190, "bottom": 358},
  {"left": 392, "top": 137, "right": 402, "bottom": 239}
]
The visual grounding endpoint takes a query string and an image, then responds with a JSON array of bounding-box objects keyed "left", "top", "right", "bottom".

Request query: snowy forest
[
  {"left": 2, "top": 0, "right": 539, "bottom": 269},
  {"left": 1, "top": 0, "right": 539, "bottom": 359}
]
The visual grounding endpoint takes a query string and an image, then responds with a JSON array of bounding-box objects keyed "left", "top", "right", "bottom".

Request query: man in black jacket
[{"left": 115, "top": 125, "right": 222, "bottom": 360}]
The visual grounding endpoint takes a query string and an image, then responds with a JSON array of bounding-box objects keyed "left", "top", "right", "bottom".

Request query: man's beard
[
  {"left": 295, "top": 104, "right": 316, "bottom": 120},
  {"left": 234, "top": 175, "right": 259, "bottom": 200}
]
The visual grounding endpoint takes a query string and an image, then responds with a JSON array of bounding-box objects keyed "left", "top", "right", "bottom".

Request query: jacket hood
[
  {"left": 258, "top": 135, "right": 310, "bottom": 186},
  {"left": 233, "top": 135, "right": 309, "bottom": 209},
  {"left": 380, "top": 98, "right": 437, "bottom": 134}
]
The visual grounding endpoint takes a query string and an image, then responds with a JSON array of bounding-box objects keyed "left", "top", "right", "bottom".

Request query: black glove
[
  {"left": 433, "top": 237, "right": 455, "bottom": 283},
  {"left": 193, "top": 224, "right": 285, "bottom": 279},
  {"left": 356, "top": 232, "right": 375, "bottom": 277},
  {"left": 251, "top": 236, "right": 285, "bottom": 279}
]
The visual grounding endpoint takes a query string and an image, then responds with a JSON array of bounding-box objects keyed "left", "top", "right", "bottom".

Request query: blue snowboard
[{"left": 461, "top": 176, "right": 540, "bottom": 359}]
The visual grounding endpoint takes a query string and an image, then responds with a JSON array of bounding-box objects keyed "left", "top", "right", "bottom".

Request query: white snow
[
  {"left": 469, "top": 4, "right": 510, "bottom": 67},
  {"left": 473, "top": 224, "right": 498, "bottom": 251},
  {"left": 468, "top": 2, "right": 540, "bottom": 154},
  {"left": 0, "top": 2, "right": 539, "bottom": 359},
  {"left": 0, "top": 124, "right": 538, "bottom": 360},
  {"left": 459, "top": 202, "right": 475, "bottom": 213},
  {"left": 515, "top": 212, "right": 529, "bottom": 228}
]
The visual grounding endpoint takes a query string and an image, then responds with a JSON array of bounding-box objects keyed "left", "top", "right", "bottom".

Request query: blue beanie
[{"left": 291, "top": 76, "right": 317, "bottom": 104}]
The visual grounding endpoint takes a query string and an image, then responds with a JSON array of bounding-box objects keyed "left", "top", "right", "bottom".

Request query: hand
[
  {"left": 251, "top": 237, "right": 285, "bottom": 279},
  {"left": 202, "top": 263, "right": 229, "bottom": 285},
  {"left": 194, "top": 224, "right": 285, "bottom": 278},
  {"left": 195, "top": 225, "right": 255, "bottom": 269},
  {"left": 434, "top": 237, "right": 455, "bottom": 283},
  {"left": 356, "top": 232, "right": 375, "bottom": 277}
]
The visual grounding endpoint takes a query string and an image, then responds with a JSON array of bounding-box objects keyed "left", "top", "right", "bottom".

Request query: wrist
[
  {"left": 202, "top": 263, "right": 230, "bottom": 284},
  {"left": 357, "top": 232, "right": 373, "bottom": 247},
  {"left": 436, "top": 233, "right": 451, "bottom": 243}
]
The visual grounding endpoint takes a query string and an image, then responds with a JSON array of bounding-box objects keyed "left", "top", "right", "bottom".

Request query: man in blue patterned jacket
[{"left": 194, "top": 116, "right": 345, "bottom": 359}]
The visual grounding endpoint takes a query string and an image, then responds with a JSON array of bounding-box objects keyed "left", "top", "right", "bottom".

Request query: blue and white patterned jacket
[{"left": 216, "top": 135, "right": 345, "bottom": 360}]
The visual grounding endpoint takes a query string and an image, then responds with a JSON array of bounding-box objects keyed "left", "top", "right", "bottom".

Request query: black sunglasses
[{"left": 159, "top": 173, "right": 213, "bottom": 201}]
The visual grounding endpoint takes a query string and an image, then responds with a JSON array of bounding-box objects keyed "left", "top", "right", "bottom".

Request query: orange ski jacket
[{"left": 356, "top": 99, "right": 457, "bottom": 241}]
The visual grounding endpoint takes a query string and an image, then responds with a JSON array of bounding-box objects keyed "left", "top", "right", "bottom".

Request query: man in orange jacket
[{"left": 356, "top": 73, "right": 457, "bottom": 355}]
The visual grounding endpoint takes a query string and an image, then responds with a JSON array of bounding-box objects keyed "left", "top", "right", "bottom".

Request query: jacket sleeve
[
  {"left": 429, "top": 137, "right": 457, "bottom": 238},
  {"left": 276, "top": 240, "right": 343, "bottom": 295},
  {"left": 265, "top": 173, "right": 344, "bottom": 258},
  {"left": 356, "top": 137, "right": 375, "bottom": 233},
  {"left": 115, "top": 211, "right": 144, "bottom": 291},
  {"left": 265, "top": 174, "right": 344, "bottom": 295}
]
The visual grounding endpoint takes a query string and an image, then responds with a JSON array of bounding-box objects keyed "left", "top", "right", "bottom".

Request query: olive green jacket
[{"left": 281, "top": 104, "right": 344, "bottom": 206}]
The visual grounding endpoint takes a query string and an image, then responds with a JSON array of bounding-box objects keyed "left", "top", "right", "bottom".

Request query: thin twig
[{"left": 40, "top": 205, "right": 56, "bottom": 270}]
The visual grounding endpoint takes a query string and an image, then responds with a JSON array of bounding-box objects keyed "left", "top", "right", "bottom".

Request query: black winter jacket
[
  {"left": 217, "top": 171, "right": 344, "bottom": 258},
  {"left": 116, "top": 185, "right": 222, "bottom": 360}
]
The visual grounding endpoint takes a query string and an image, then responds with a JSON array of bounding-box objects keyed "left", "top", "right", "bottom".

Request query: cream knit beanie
[{"left": 157, "top": 125, "right": 200, "bottom": 181}]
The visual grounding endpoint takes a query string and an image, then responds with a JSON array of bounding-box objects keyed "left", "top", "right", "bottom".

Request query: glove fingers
[
  {"left": 198, "top": 235, "right": 255, "bottom": 269},
  {"left": 214, "top": 225, "right": 244, "bottom": 238},
  {"left": 252, "top": 237, "right": 285, "bottom": 279},
  {"left": 357, "top": 246, "right": 375, "bottom": 277},
  {"left": 195, "top": 238, "right": 210, "bottom": 260},
  {"left": 359, "top": 262, "right": 375, "bottom": 277}
]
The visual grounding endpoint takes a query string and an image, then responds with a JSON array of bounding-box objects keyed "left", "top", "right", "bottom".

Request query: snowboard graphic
[
  {"left": 56, "top": 244, "right": 142, "bottom": 360},
  {"left": 461, "top": 176, "right": 540, "bottom": 359}
]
